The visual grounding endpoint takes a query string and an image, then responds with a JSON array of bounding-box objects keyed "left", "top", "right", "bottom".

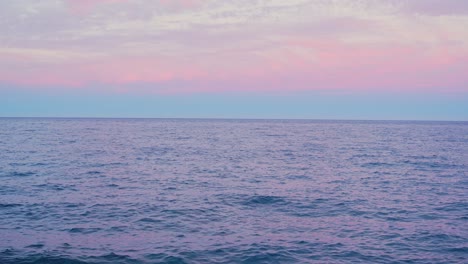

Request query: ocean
[{"left": 0, "top": 118, "right": 467, "bottom": 263}]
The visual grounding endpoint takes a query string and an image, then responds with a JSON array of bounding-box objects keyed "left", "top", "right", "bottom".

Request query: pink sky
[{"left": 1, "top": 0, "right": 467, "bottom": 94}]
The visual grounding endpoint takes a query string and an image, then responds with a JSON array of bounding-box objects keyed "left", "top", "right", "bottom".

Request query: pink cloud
[
  {"left": 286, "top": 40, "right": 468, "bottom": 93},
  {"left": 0, "top": 55, "right": 208, "bottom": 91},
  {"left": 1, "top": 39, "right": 467, "bottom": 95}
]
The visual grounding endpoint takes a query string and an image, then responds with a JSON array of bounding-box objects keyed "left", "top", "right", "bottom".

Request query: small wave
[
  {"left": 33, "top": 184, "right": 68, "bottom": 191},
  {"left": 86, "top": 171, "right": 102, "bottom": 175},
  {"left": 140, "top": 146, "right": 174, "bottom": 156},
  {"left": 361, "top": 162, "right": 395, "bottom": 168},
  {"left": 333, "top": 250, "right": 386, "bottom": 262},
  {"left": 243, "top": 195, "right": 288, "bottom": 206},
  {"left": 68, "top": 228, "right": 102, "bottom": 234},
  {"left": 264, "top": 134, "right": 287, "bottom": 137},
  {"left": 0, "top": 255, "right": 88, "bottom": 264},
  {"left": 415, "top": 233, "right": 466, "bottom": 245},
  {"left": 158, "top": 255, "right": 188, "bottom": 264},
  {"left": 136, "top": 217, "right": 161, "bottom": 223},
  {"left": 447, "top": 247, "right": 468, "bottom": 253},
  {"left": 285, "top": 174, "right": 310, "bottom": 180},
  {"left": 8, "top": 171, "right": 35, "bottom": 177},
  {"left": 0, "top": 203, "right": 22, "bottom": 208},
  {"left": 108, "top": 226, "right": 127, "bottom": 232},
  {"left": 31, "top": 163, "right": 48, "bottom": 167},
  {"left": 88, "top": 252, "right": 137, "bottom": 263},
  {"left": 25, "top": 244, "right": 44, "bottom": 249},
  {"left": 65, "top": 203, "right": 85, "bottom": 208},
  {"left": 0, "top": 252, "right": 140, "bottom": 264}
]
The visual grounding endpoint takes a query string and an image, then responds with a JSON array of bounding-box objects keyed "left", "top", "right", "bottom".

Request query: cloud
[
  {"left": 402, "top": 0, "right": 468, "bottom": 16},
  {"left": 1, "top": 38, "right": 466, "bottom": 95},
  {"left": 64, "top": 0, "right": 204, "bottom": 15},
  {"left": 0, "top": 0, "right": 467, "bottom": 95},
  {"left": 65, "top": 0, "right": 128, "bottom": 14}
]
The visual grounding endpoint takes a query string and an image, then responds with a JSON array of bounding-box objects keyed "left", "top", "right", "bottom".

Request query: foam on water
[{"left": 0, "top": 118, "right": 467, "bottom": 263}]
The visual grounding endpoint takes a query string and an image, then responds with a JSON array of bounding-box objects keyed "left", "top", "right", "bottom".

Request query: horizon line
[{"left": 0, "top": 116, "right": 466, "bottom": 122}]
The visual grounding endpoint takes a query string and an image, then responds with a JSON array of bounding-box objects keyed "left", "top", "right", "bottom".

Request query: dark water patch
[
  {"left": 242, "top": 195, "right": 288, "bottom": 206},
  {"left": 0, "top": 253, "right": 141, "bottom": 264},
  {"left": 176, "top": 136, "right": 192, "bottom": 140},
  {"left": 31, "top": 163, "right": 49, "bottom": 167},
  {"left": 0, "top": 203, "right": 22, "bottom": 208},
  {"left": 8, "top": 162, "right": 29, "bottom": 166},
  {"left": 1, "top": 249, "right": 16, "bottom": 255},
  {"left": 351, "top": 153, "right": 378, "bottom": 158},
  {"left": 435, "top": 202, "right": 467, "bottom": 212},
  {"left": 234, "top": 244, "right": 299, "bottom": 263},
  {"left": 285, "top": 174, "right": 310, "bottom": 180},
  {"left": 284, "top": 198, "right": 334, "bottom": 216},
  {"left": 362, "top": 162, "right": 396, "bottom": 168},
  {"left": 280, "top": 149, "right": 294, "bottom": 157},
  {"left": 65, "top": 203, "right": 85, "bottom": 208},
  {"left": 418, "top": 213, "right": 442, "bottom": 220},
  {"left": 0, "top": 254, "right": 88, "bottom": 264},
  {"left": 140, "top": 146, "right": 174, "bottom": 156},
  {"left": 160, "top": 208, "right": 220, "bottom": 220},
  {"left": 143, "top": 253, "right": 168, "bottom": 261},
  {"left": 108, "top": 226, "right": 128, "bottom": 232},
  {"left": 239, "top": 251, "right": 296, "bottom": 264},
  {"left": 160, "top": 255, "right": 188, "bottom": 264},
  {"left": 89, "top": 203, "right": 112, "bottom": 208},
  {"left": 447, "top": 247, "right": 468, "bottom": 253},
  {"left": 166, "top": 245, "right": 301, "bottom": 264},
  {"left": 144, "top": 253, "right": 188, "bottom": 263},
  {"left": 416, "top": 233, "right": 466, "bottom": 244},
  {"left": 68, "top": 228, "right": 102, "bottom": 234},
  {"left": 332, "top": 250, "right": 389, "bottom": 263},
  {"left": 33, "top": 184, "right": 69, "bottom": 191},
  {"left": 7, "top": 171, "right": 35, "bottom": 177},
  {"left": 264, "top": 134, "right": 287, "bottom": 137},
  {"left": 136, "top": 217, "right": 161, "bottom": 223},
  {"left": 86, "top": 171, "right": 102, "bottom": 175},
  {"left": 348, "top": 209, "right": 368, "bottom": 217},
  {"left": 401, "top": 160, "right": 461, "bottom": 169},
  {"left": 25, "top": 244, "right": 44, "bottom": 249},
  {"left": 87, "top": 252, "right": 139, "bottom": 264}
]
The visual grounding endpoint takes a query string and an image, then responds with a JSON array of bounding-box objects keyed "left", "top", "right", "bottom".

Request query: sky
[{"left": 0, "top": 0, "right": 467, "bottom": 120}]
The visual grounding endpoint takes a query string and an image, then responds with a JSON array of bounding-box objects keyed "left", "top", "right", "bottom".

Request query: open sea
[{"left": 0, "top": 118, "right": 467, "bottom": 264}]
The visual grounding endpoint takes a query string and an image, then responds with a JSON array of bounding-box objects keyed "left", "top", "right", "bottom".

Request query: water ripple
[{"left": 0, "top": 118, "right": 467, "bottom": 263}]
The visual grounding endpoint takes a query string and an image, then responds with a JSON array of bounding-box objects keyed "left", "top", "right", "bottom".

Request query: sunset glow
[{"left": 1, "top": 0, "right": 467, "bottom": 119}]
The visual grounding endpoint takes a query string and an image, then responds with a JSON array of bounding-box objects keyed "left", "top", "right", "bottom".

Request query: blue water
[{"left": 0, "top": 118, "right": 467, "bottom": 263}]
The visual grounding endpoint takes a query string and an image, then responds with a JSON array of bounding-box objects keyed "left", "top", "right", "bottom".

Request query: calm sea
[{"left": 0, "top": 118, "right": 467, "bottom": 263}]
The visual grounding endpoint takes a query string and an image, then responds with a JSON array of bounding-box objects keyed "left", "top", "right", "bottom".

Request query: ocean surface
[{"left": 0, "top": 118, "right": 467, "bottom": 264}]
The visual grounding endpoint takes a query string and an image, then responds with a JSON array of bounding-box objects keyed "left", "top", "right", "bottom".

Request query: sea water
[{"left": 0, "top": 118, "right": 467, "bottom": 263}]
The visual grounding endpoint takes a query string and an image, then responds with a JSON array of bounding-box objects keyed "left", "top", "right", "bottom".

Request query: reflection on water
[{"left": 0, "top": 118, "right": 467, "bottom": 263}]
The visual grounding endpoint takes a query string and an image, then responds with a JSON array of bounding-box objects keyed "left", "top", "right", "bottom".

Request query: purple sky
[{"left": 1, "top": 0, "right": 467, "bottom": 119}]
